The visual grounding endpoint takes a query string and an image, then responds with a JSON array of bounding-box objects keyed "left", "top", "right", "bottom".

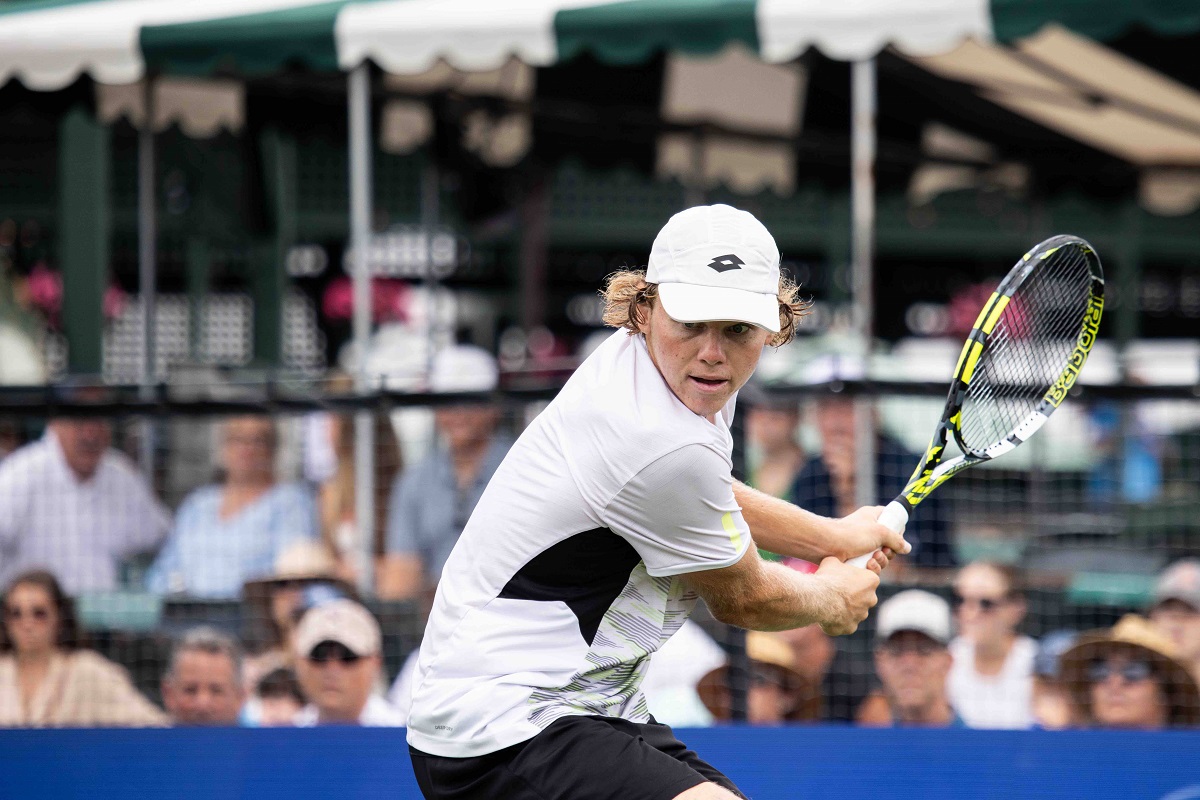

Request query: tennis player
[{"left": 407, "top": 204, "right": 908, "bottom": 800}]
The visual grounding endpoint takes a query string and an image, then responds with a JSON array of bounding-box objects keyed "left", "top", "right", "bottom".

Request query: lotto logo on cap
[{"left": 647, "top": 204, "right": 781, "bottom": 333}]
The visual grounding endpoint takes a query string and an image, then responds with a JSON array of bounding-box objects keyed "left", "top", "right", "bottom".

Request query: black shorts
[{"left": 409, "top": 715, "right": 747, "bottom": 800}]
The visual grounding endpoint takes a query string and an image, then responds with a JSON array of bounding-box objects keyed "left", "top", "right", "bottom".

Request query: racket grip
[{"left": 846, "top": 501, "right": 910, "bottom": 568}]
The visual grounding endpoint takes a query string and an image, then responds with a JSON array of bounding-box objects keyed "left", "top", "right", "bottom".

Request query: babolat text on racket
[{"left": 848, "top": 235, "right": 1104, "bottom": 567}]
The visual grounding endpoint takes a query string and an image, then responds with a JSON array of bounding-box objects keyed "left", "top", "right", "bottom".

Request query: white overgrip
[{"left": 846, "top": 500, "right": 910, "bottom": 568}]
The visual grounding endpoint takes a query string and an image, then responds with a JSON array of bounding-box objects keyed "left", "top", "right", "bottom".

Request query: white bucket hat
[{"left": 647, "top": 204, "right": 781, "bottom": 333}]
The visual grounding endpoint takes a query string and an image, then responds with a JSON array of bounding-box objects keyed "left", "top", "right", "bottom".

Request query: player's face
[
  {"left": 162, "top": 651, "right": 244, "bottom": 726},
  {"left": 641, "top": 300, "right": 772, "bottom": 422},
  {"left": 1150, "top": 600, "right": 1200, "bottom": 665},
  {"left": 1089, "top": 651, "right": 1168, "bottom": 729}
]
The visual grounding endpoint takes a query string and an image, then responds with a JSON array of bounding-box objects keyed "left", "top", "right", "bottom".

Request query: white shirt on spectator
[
  {"left": 947, "top": 635, "right": 1037, "bottom": 729},
  {"left": 294, "top": 694, "right": 405, "bottom": 727},
  {"left": 0, "top": 432, "right": 170, "bottom": 594}
]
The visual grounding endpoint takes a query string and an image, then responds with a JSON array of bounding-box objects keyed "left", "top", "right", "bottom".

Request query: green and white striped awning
[{"left": 3, "top": 0, "right": 1199, "bottom": 90}]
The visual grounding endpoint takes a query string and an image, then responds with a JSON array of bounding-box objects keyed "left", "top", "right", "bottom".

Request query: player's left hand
[{"left": 832, "top": 506, "right": 910, "bottom": 566}]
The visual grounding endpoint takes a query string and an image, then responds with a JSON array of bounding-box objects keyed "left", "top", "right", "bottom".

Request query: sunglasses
[
  {"left": 952, "top": 593, "right": 1006, "bottom": 612},
  {"left": 879, "top": 639, "right": 942, "bottom": 658},
  {"left": 308, "top": 641, "right": 362, "bottom": 666},
  {"left": 1088, "top": 660, "right": 1154, "bottom": 684},
  {"left": 4, "top": 606, "right": 52, "bottom": 622}
]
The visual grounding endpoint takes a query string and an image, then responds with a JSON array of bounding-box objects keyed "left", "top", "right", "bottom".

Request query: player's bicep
[
  {"left": 678, "top": 545, "right": 764, "bottom": 625},
  {"left": 603, "top": 444, "right": 751, "bottom": 576}
]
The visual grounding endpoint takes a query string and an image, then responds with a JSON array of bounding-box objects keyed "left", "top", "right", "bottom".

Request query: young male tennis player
[{"left": 407, "top": 204, "right": 908, "bottom": 800}]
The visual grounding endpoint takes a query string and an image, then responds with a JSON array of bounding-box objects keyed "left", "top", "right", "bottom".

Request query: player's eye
[{"left": 727, "top": 323, "right": 751, "bottom": 335}]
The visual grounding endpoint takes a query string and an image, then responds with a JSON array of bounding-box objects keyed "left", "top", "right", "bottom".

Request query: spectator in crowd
[
  {"left": 1031, "top": 630, "right": 1081, "bottom": 730},
  {"left": 697, "top": 631, "right": 823, "bottom": 724},
  {"left": 946, "top": 561, "right": 1036, "bottom": 729},
  {"left": 1060, "top": 614, "right": 1200, "bottom": 729},
  {"left": 861, "top": 589, "right": 961, "bottom": 727},
  {"left": 1147, "top": 559, "right": 1200, "bottom": 683},
  {"left": 241, "top": 542, "right": 355, "bottom": 699},
  {"left": 0, "top": 418, "right": 24, "bottom": 462},
  {"left": 744, "top": 386, "right": 805, "bottom": 505},
  {"left": 293, "top": 599, "right": 404, "bottom": 726},
  {"left": 147, "top": 415, "right": 318, "bottom": 600},
  {"left": 161, "top": 626, "right": 244, "bottom": 726},
  {"left": 377, "top": 345, "right": 512, "bottom": 600},
  {"left": 0, "top": 570, "right": 167, "bottom": 727},
  {"left": 316, "top": 374, "right": 403, "bottom": 584},
  {"left": 791, "top": 393, "right": 953, "bottom": 568},
  {"left": 0, "top": 409, "right": 170, "bottom": 594},
  {"left": 252, "top": 667, "right": 306, "bottom": 727}
]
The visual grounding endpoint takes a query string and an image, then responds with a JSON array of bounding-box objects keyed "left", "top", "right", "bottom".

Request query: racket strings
[{"left": 959, "top": 246, "right": 1095, "bottom": 453}]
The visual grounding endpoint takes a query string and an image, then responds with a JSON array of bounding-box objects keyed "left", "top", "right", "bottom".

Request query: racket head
[{"left": 948, "top": 235, "right": 1104, "bottom": 459}]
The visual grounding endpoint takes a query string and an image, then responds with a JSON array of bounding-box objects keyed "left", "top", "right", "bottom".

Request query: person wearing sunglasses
[
  {"left": 946, "top": 561, "right": 1036, "bottom": 729},
  {"left": 1060, "top": 614, "right": 1200, "bottom": 729},
  {"left": 293, "top": 599, "right": 403, "bottom": 727},
  {"left": 0, "top": 570, "right": 167, "bottom": 727}
]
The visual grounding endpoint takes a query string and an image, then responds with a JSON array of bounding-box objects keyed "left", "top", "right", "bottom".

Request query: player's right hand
[{"left": 812, "top": 556, "right": 880, "bottom": 636}]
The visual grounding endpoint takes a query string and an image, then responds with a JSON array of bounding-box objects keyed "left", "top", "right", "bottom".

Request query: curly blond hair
[{"left": 600, "top": 269, "right": 811, "bottom": 347}]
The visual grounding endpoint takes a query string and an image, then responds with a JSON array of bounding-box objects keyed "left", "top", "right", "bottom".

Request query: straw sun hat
[
  {"left": 1059, "top": 614, "right": 1200, "bottom": 727},
  {"left": 696, "top": 632, "right": 819, "bottom": 722}
]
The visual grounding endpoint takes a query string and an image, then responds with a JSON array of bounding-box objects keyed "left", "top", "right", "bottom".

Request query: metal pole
[
  {"left": 138, "top": 79, "right": 157, "bottom": 476},
  {"left": 851, "top": 60, "right": 878, "bottom": 512},
  {"left": 349, "top": 63, "right": 376, "bottom": 595}
]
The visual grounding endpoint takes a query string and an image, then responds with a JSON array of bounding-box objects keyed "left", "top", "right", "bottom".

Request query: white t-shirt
[
  {"left": 947, "top": 635, "right": 1037, "bottom": 729},
  {"left": 406, "top": 330, "right": 752, "bottom": 758}
]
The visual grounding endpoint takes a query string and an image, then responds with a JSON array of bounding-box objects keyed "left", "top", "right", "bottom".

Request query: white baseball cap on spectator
[
  {"left": 1151, "top": 559, "right": 1200, "bottom": 612},
  {"left": 294, "top": 599, "right": 381, "bottom": 658},
  {"left": 875, "top": 590, "right": 953, "bottom": 645},
  {"left": 429, "top": 344, "right": 499, "bottom": 393},
  {"left": 647, "top": 204, "right": 781, "bottom": 333}
]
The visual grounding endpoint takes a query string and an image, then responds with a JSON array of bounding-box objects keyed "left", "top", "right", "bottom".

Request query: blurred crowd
[{"left": 0, "top": 343, "right": 1196, "bottom": 731}]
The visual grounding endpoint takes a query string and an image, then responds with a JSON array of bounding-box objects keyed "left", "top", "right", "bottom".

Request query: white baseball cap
[
  {"left": 429, "top": 344, "right": 499, "bottom": 393},
  {"left": 294, "top": 599, "right": 382, "bottom": 658},
  {"left": 647, "top": 204, "right": 781, "bottom": 333},
  {"left": 875, "top": 590, "right": 952, "bottom": 645}
]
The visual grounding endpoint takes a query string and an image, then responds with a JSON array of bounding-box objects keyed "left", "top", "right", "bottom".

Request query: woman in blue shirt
[{"left": 148, "top": 416, "right": 318, "bottom": 599}]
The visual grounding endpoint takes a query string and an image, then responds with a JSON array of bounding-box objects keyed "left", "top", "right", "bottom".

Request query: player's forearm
[
  {"left": 733, "top": 481, "right": 851, "bottom": 562},
  {"left": 708, "top": 560, "right": 838, "bottom": 632}
]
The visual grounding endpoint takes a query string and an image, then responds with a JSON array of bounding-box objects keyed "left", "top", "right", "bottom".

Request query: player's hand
[
  {"left": 833, "top": 506, "right": 910, "bottom": 565},
  {"left": 812, "top": 556, "right": 880, "bottom": 636}
]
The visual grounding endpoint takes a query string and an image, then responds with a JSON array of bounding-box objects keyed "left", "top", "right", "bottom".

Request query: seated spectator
[
  {"left": 0, "top": 409, "right": 169, "bottom": 594},
  {"left": 293, "top": 599, "right": 403, "bottom": 726},
  {"left": 252, "top": 667, "right": 306, "bottom": 727},
  {"left": 743, "top": 386, "right": 805, "bottom": 504},
  {"left": 1060, "top": 614, "right": 1200, "bottom": 730},
  {"left": 947, "top": 561, "right": 1035, "bottom": 729},
  {"left": 791, "top": 394, "right": 953, "bottom": 568},
  {"left": 161, "top": 626, "right": 244, "bottom": 726},
  {"left": 147, "top": 415, "right": 318, "bottom": 600},
  {"left": 0, "top": 570, "right": 166, "bottom": 727},
  {"left": 316, "top": 374, "right": 402, "bottom": 583},
  {"left": 240, "top": 542, "right": 355, "bottom": 696},
  {"left": 1031, "top": 630, "right": 1081, "bottom": 730},
  {"left": 861, "top": 589, "right": 961, "bottom": 727},
  {"left": 697, "top": 631, "right": 822, "bottom": 724},
  {"left": 1147, "top": 559, "right": 1200, "bottom": 683},
  {"left": 377, "top": 345, "right": 512, "bottom": 600}
]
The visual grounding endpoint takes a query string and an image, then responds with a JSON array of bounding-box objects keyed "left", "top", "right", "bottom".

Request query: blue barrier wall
[{"left": 3, "top": 726, "right": 1200, "bottom": 800}]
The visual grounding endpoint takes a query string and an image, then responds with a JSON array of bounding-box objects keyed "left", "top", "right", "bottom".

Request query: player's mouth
[{"left": 689, "top": 375, "right": 729, "bottom": 392}]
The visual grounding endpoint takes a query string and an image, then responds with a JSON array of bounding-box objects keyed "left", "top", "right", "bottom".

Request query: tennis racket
[{"left": 848, "top": 235, "right": 1105, "bottom": 568}]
